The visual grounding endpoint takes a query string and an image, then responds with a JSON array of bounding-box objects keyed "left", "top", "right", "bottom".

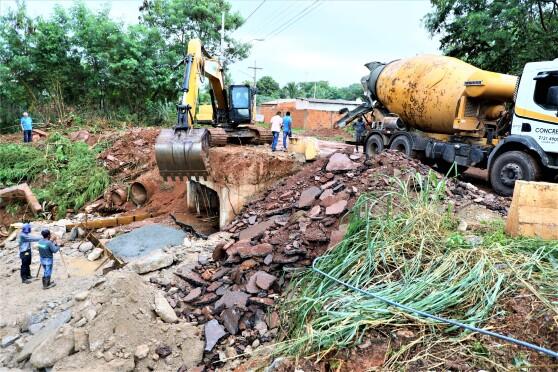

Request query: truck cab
[{"left": 487, "top": 60, "right": 558, "bottom": 195}]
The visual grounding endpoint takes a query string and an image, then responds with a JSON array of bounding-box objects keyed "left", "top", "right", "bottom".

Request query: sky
[{"left": 0, "top": 0, "right": 440, "bottom": 87}]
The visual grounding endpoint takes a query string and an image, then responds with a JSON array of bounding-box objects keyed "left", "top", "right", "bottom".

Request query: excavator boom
[{"left": 155, "top": 38, "right": 271, "bottom": 180}]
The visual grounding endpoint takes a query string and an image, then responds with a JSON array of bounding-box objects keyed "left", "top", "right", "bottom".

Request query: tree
[
  {"left": 256, "top": 76, "right": 280, "bottom": 97},
  {"left": 139, "top": 0, "right": 250, "bottom": 65},
  {"left": 425, "top": 0, "right": 558, "bottom": 74},
  {"left": 281, "top": 82, "right": 299, "bottom": 98}
]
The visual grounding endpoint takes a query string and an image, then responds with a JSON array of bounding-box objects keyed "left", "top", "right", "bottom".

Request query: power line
[
  {"left": 264, "top": 0, "right": 322, "bottom": 40},
  {"left": 251, "top": 1, "right": 305, "bottom": 35},
  {"left": 243, "top": 0, "right": 267, "bottom": 24}
]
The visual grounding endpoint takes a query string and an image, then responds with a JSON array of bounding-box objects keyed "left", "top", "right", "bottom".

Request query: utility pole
[
  {"left": 248, "top": 60, "right": 263, "bottom": 88},
  {"left": 248, "top": 60, "right": 263, "bottom": 119}
]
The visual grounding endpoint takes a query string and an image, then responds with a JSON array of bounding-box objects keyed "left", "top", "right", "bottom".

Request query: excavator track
[
  {"left": 207, "top": 128, "right": 228, "bottom": 146},
  {"left": 245, "top": 125, "right": 273, "bottom": 144}
]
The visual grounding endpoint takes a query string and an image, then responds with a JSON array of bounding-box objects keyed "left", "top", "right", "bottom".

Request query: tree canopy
[
  {"left": 0, "top": 0, "right": 248, "bottom": 131},
  {"left": 425, "top": 0, "right": 558, "bottom": 74}
]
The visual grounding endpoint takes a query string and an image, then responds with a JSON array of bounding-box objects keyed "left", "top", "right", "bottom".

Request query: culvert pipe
[
  {"left": 130, "top": 174, "right": 159, "bottom": 205},
  {"left": 110, "top": 188, "right": 128, "bottom": 206}
]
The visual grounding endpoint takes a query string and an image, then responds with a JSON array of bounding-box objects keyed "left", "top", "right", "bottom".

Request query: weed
[
  {"left": 277, "top": 172, "right": 558, "bottom": 368},
  {"left": 0, "top": 132, "right": 109, "bottom": 218}
]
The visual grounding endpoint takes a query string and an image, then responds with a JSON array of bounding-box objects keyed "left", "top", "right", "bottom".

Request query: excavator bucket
[{"left": 155, "top": 128, "right": 210, "bottom": 180}]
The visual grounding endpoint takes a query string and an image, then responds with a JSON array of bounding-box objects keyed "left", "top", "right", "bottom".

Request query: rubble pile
[
  {"left": 99, "top": 128, "right": 159, "bottom": 182},
  {"left": 149, "top": 149, "right": 509, "bottom": 369}
]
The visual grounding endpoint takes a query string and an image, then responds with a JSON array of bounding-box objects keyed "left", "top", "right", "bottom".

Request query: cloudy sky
[{"left": 0, "top": 0, "right": 440, "bottom": 87}]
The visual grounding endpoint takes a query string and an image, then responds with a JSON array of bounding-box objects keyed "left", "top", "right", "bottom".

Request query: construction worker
[
  {"left": 353, "top": 116, "right": 366, "bottom": 152},
  {"left": 270, "top": 111, "right": 282, "bottom": 152},
  {"left": 20, "top": 112, "right": 33, "bottom": 143},
  {"left": 38, "top": 229, "right": 60, "bottom": 289},
  {"left": 282, "top": 111, "right": 292, "bottom": 151},
  {"left": 18, "top": 223, "right": 41, "bottom": 284}
]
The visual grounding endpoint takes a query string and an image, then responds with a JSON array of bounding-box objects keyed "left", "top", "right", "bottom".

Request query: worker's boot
[
  {"left": 45, "top": 277, "right": 56, "bottom": 289},
  {"left": 42, "top": 277, "right": 48, "bottom": 289}
]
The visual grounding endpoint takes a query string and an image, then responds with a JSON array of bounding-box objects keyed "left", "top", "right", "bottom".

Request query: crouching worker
[
  {"left": 18, "top": 223, "right": 41, "bottom": 284},
  {"left": 38, "top": 229, "right": 60, "bottom": 289}
]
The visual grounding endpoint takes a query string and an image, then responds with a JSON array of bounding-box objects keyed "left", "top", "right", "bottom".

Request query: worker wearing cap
[
  {"left": 282, "top": 112, "right": 292, "bottom": 151},
  {"left": 37, "top": 229, "right": 60, "bottom": 289},
  {"left": 270, "top": 111, "right": 283, "bottom": 152},
  {"left": 18, "top": 223, "right": 41, "bottom": 284},
  {"left": 20, "top": 112, "right": 33, "bottom": 143}
]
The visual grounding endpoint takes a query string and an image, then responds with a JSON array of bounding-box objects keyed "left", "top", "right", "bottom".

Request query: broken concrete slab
[
  {"left": 127, "top": 249, "right": 174, "bottom": 274},
  {"left": 204, "top": 319, "right": 226, "bottom": 352},
  {"left": 153, "top": 293, "right": 178, "bottom": 323},
  {"left": 296, "top": 186, "right": 322, "bottom": 209},
  {"left": 325, "top": 153, "right": 358, "bottom": 172},
  {"left": 107, "top": 224, "right": 186, "bottom": 261},
  {"left": 238, "top": 217, "right": 278, "bottom": 241},
  {"left": 30, "top": 325, "right": 74, "bottom": 369},
  {"left": 17, "top": 309, "right": 71, "bottom": 362},
  {"left": 214, "top": 291, "right": 249, "bottom": 313}
]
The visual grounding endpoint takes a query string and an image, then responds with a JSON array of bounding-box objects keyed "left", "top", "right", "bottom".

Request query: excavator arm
[{"left": 155, "top": 38, "right": 271, "bottom": 181}]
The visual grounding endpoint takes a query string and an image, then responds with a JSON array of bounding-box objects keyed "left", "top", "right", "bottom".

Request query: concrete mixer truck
[{"left": 339, "top": 55, "right": 558, "bottom": 196}]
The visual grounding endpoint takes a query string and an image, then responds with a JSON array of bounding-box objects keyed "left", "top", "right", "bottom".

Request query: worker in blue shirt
[
  {"left": 282, "top": 111, "right": 292, "bottom": 151},
  {"left": 20, "top": 112, "right": 33, "bottom": 143},
  {"left": 18, "top": 223, "right": 41, "bottom": 284},
  {"left": 353, "top": 116, "right": 366, "bottom": 152},
  {"left": 37, "top": 229, "right": 60, "bottom": 289}
]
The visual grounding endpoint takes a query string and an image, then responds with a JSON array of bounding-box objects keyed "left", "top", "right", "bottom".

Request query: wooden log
[
  {"left": 65, "top": 212, "right": 164, "bottom": 232},
  {"left": 505, "top": 180, "right": 558, "bottom": 239},
  {"left": 0, "top": 183, "right": 42, "bottom": 214}
]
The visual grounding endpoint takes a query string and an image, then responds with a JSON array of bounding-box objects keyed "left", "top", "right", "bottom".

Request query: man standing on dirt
[
  {"left": 38, "top": 229, "right": 60, "bottom": 289},
  {"left": 282, "top": 111, "right": 292, "bottom": 151},
  {"left": 18, "top": 223, "right": 41, "bottom": 284},
  {"left": 353, "top": 116, "right": 366, "bottom": 152},
  {"left": 20, "top": 112, "right": 33, "bottom": 143},
  {"left": 270, "top": 111, "right": 283, "bottom": 152}
]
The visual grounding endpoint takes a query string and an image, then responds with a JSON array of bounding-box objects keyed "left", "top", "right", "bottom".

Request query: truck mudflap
[{"left": 155, "top": 128, "right": 210, "bottom": 180}]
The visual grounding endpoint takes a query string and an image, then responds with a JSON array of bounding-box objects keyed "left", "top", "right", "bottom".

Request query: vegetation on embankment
[
  {"left": 278, "top": 172, "right": 558, "bottom": 369},
  {"left": 0, "top": 133, "right": 109, "bottom": 218}
]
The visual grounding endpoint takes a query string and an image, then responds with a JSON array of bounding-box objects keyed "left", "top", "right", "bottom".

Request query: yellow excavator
[{"left": 155, "top": 39, "right": 272, "bottom": 180}]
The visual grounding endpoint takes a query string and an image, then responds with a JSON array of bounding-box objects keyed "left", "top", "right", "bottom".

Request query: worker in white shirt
[{"left": 270, "top": 111, "right": 283, "bottom": 152}]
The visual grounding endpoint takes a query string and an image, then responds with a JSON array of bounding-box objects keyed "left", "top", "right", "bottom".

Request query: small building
[{"left": 259, "top": 98, "right": 361, "bottom": 130}]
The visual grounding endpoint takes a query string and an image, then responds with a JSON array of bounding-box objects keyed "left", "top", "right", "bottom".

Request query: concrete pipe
[
  {"left": 110, "top": 188, "right": 128, "bottom": 206},
  {"left": 130, "top": 174, "right": 159, "bottom": 205}
]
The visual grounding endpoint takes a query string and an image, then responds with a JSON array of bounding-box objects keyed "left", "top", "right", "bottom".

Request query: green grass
[
  {"left": 0, "top": 132, "right": 109, "bottom": 218},
  {"left": 276, "top": 172, "right": 558, "bottom": 368}
]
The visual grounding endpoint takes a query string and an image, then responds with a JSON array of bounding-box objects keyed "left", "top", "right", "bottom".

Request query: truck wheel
[
  {"left": 490, "top": 151, "right": 541, "bottom": 196},
  {"left": 365, "top": 135, "right": 384, "bottom": 157},
  {"left": 389, "top": 135, "right": 415, "bottom": 158}
]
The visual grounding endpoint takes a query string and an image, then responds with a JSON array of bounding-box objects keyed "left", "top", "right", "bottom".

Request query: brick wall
[{"left": 259, "top": 102, "right": 344, "bottom": 130}]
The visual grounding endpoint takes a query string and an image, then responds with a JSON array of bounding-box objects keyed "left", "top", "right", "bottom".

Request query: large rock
[
  {"left": 237, "top": 243, "right": 272, "bottom": 258},
  {"left": 127, "top": 250, "right": 174, "bottom": 274},
  {"left": 296, "top": 186, "right": 322, "bottom": 209},
  {"left": 87, "top": 248, "right": 103, "bottom": 261},
  {"left": 30, "top": 325, "right": 74, "bottom": 368},
  {"left": 204, "top": 320, "right": 226, "bottom": 352},
  {"left": 17, "top": 310, "right": 71, "bottom": 362},
  {"left": 214, "top": 291, "right": 249, "bottom": 312},
  {"left": 255, "top": 271, "right": 277, "bottom": 290},
  {"left": 78, "top": 241, "right": 93, "bottom": 253},
  {"left": 153, "top": 293, "right": 178, "bottom": 323},
  {"left": 325, "top": 200, "right": 348, "bottom": 215},
  {"left": 238, "top": 218, "right": 277, "bottom": 241},
  {"left": 326, "top": 153, "right": 358, "bottom": 172}
]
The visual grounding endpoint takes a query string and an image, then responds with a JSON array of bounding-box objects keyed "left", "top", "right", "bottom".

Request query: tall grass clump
[
  {"left": 277, "top": 172, "right": 558, "bottom": 361},
  {"left": 0, "top": 133, "right": 109, "bottom": 218}
]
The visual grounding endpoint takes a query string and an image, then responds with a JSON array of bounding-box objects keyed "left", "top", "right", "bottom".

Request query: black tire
[
  {"left": 389, "top": 135, "right": 415, "bottom": 158},
  {"left": 490, "top": 151, "right": 541, "bottom": 196},
  {"left": 365, "top": 134, "right": 384, "bottom": 157}
]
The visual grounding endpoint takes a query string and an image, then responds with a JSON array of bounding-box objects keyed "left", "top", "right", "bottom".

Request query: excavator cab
[{"left": 229, "top": 85, "right": 253, "bottom": 124}]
